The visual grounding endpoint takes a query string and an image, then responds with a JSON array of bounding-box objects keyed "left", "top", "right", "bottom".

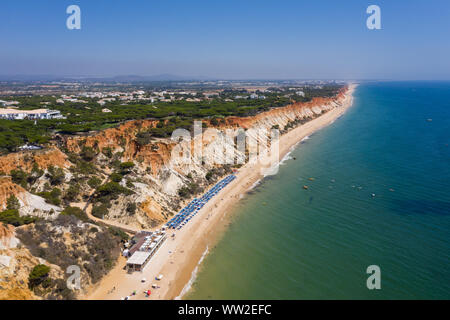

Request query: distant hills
[
  {"left": 110, "top": 74, "right": 211, "bottom": 81},
  {"left": 0, "top": 74, "right": 213, "bottom": 82}
]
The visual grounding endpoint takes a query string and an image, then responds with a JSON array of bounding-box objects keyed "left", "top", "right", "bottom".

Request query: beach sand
[{"left": 83, "top": 84, "right": 356, "bottom": 300}]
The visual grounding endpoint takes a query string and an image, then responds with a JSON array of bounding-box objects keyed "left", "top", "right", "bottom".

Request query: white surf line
[{"left": 174, "top": 245, "right": 209, "bottom": 300}]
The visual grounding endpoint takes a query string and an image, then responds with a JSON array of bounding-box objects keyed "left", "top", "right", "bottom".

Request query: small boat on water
[{"left": 303, "top": 185, "right": 309, "bottom": 190}]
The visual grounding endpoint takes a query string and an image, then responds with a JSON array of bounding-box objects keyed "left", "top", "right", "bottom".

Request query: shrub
[
  {"left": 125, "top": 180, "right": 134, "bottom": 188},
  {"left": 101, "top": 147, "right": 113, "bottom": 158},
  {"left": 6, "top": 195, "right": 20, "bottom": 210},
  {"left": 178, "top": 186, "right": 189, "bottom": 198},
  {"left": 64, "top": 184, "right": 80, "bottom": 201},
  {"left": 119, "top": 162, "right": 134, "bottom": 175},
  {"left": 89, "top": 227, "right": 98, "bottom": 233},
  {"left": 60, "top": 206, "right": 88, "bottom": 222},
  {"left": 49, "top": 278, "right": 75, "bottom": 300},
  {"left": 28, "top": 264, "right": 50, "bottom": 289},
  {"left": 205, "top": 170, "right": 214, "bottom": 181},
  {"left": 210, "top": 117, "right": 219, "bottom": 126},
  {"left": 46, "top": 166, "right": 65, "bottom": 185},
  {"left": 91, "top": 203, "right": 109, "bottom": 219},
  {"left": 108, "top": 227, "right": 129, "bottom": 241},
  {"left": 80, "top": 146, "right": 96, "bottom": 162},
  {"left": 136, "top": 131, "right": 152, "bottom": 146},
  {"left": 10, "top": 169, "right": 28, "bottom": 188},
  {"left": 74, "top": 160, "right": 97, "bottom": 175},
  {"left": 96, "top": 182, "right": 132, "bottom": 199},
  {"left": 178, "top": 182, "right": 200, "bottom": 198},
  {"left": 0, "top": 209, "right": 37, "bottom": 226},
  {"left": 38, "top": 188, "right": 61, "bottom": 206},
  {"left": 120, "top": 162, "right": 134, "bottom": 170},
  {"left": 27, "top": 163, "right": 44, "bottom": 185},
  {"left": 126, "top": 203, "right": 136, "bottom": 215},
  {"left": 110, "top": 172, "right": 123, "bottom": 183},
  {"left": 87, "top": 176, "right": 102, "bottom": 189}
]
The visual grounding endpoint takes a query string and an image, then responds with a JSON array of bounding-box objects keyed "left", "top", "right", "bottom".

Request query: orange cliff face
[
  {"left": 64, "top": 119, "right": 175, "bottom": 175},
  {"left": 63, "top": 87, "right": 349, "bottom": 161},
  {"left": 0, "top": 223, "right": 16, "bottom": 247},
  {"left": 0, "top": 147, "right": 69, "bottom": 174},
  {"left": 0, "top": 224, "right": 38, "bottom": 300},
  {"left": 0, "top": 87, "right": 348, "bottom": 178},
  {"left": 210, "top": 87, "right": 349, "bottom": 129},
  {"left": 0, "top": 89, "right": 349, "bottom": 186},
  {"left": 0, "top": 177, "right": 26, "bottom": 209},
  {"left": 0, "top": 223, "right": 61, "bottom": 300},
  {"left": 0, "top": 88, "right": 348, "bottom": 225},
  {"left": 64, "top": 119, "right": 157, "bottom": 155}
]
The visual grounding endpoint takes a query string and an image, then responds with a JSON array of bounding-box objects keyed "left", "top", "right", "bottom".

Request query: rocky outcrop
[
  {"left": 0, "top": 177, "right": 60, "bottom": 217},
  {"left": 0, "top": 177, "right": 26, "bottom": 210},
  {"left": 0, "top": 224, "right": 64, "bottom": 300},
  {"left": 0, "top": 147, "right": 68, "bottom": 173},
  {"left": 0, "top": 224, "right": 19, "bottom": 250},
  {"left": 219, "top": 93, "right": 346, "bottom": 130}
]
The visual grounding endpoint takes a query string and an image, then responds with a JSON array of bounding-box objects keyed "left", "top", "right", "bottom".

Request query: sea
[{"left": 186, "top": 82, "right": 450, "bottom": 299}]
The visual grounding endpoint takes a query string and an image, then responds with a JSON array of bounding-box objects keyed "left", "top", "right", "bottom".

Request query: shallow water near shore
[{"left": 185, "top": 82, "right": 450, "bottom": 299}]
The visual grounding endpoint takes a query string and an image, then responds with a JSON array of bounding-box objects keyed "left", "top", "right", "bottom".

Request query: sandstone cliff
[
  {"left": 0, "top": 88, "right": 348, "bottom": 230},
  {"left": 0, "top": 224, "right": 64, "bottom": 300}
]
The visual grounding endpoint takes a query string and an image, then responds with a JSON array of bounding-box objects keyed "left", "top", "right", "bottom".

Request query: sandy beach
[{"left": 84, "top": 84, "right": 356, "bottom": 300}]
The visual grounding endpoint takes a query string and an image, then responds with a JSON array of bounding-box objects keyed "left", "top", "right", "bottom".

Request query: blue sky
[{"left": 1, "top": 0, "right": 449, "bottom": 79}]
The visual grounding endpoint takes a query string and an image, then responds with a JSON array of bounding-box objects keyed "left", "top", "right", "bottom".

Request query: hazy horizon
[{"left": 3, "top": 73, "right": 447, "bottom": 82}]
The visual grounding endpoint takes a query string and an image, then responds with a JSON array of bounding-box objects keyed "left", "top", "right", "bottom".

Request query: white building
[
  {"left": 126, "top": 230, "right": 166, "bottom": 272},
  {"left": 0, "top": 108, "right": 64, "bottom": 120},
  {"left": 0, "top": 100, "right": 19, "bottom": 107}
]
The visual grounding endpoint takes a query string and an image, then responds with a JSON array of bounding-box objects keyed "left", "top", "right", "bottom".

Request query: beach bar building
[
  {"left": 126, "top": 251, "right": 152, "bottom": 272},
  {"left": 126, "top": 230, "right": 167, "bottom": 272}
]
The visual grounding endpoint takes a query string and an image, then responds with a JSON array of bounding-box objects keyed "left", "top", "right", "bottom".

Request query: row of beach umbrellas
[{"left": 166, "top": 174, "right": 237, "bottom": 230}]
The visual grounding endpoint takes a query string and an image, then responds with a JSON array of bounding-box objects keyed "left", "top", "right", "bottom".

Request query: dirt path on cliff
[{"left": 71, "top": 169, "right": 141, "bottom": 234}]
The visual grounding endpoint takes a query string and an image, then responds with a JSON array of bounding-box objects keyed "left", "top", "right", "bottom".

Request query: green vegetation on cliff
[{"left": 0, "top": 85, "right": 342, "bottom": 153}]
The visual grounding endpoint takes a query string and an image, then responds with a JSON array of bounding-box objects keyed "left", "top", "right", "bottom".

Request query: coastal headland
[{"left": 84, "top": 84, "right": 356, "bottom": 300}]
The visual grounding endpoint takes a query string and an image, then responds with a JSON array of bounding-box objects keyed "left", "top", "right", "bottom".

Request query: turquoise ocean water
[{"left": 186, "top": 82, "right": 450, "bottom": 299}]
